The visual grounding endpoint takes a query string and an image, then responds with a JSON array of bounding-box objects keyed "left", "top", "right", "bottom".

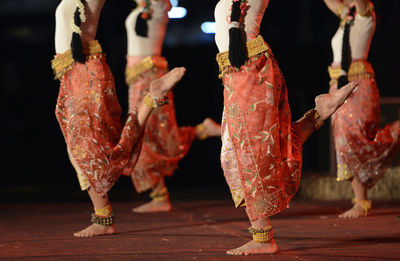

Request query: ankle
[
  {"left": 248, "top": 225, "right": 274, "bottom": 244},
  {"left": 92, "top": 204, "right": 114, "bottom": 226},
  {"left": 150, "top": 187, "right": 169, "bottom": 202}
]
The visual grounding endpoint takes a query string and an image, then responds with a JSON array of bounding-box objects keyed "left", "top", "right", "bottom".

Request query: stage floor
[{"left": 1, "top": 199, "right": 399, "bottom": 260}]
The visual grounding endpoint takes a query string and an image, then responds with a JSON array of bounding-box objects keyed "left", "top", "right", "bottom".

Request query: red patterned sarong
[
  {"left": 218, "top": 36, "right": 302, "bottom": 221},
  {"left": 122, "top": 56, "right": 196, "bottom": 192},
  {"left": 329, "top": 60, "right": 400, "bottom": 188},
  {"left": 53, "top": 41, "right": 143, "bottom": 196}
]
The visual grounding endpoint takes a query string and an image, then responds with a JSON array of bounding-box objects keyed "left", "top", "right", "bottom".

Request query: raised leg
[{"left": 295, "top": 81, "right": 358, "bottom": 144}]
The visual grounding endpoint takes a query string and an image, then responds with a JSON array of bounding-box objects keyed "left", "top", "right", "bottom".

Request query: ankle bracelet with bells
[
  {"left": 248, "top": 226, "right": 273, "bottom": 244},
  {"left": 304, "top": 109, "right": 324, "bottom": 131},
  {"left": 91, "top": 205, "right": 114, "bottom": 226},
  {"left": 352, "top": 198, "right": 372, "bottom": 216},
  {"left": 150, "top": 187, "right": 169, "bottom": 202},
  {"left": 143, "top": 92, "right": 169, "bottom": 109}
]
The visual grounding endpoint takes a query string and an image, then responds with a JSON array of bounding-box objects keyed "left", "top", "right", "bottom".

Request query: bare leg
[
  {"left": 226, "top": 208, "right": 278, "bottom": 255},
  {"left": 132, "top": 178, "right": 172, "bottom": 213},
  {"left": 339, "top": 176, "right": 370, "bottom": 218},
  {"left": 73, "top": 188, "right": 116, "bottom": 237}
]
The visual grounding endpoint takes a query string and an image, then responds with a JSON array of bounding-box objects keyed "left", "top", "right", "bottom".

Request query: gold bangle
[
  {"left": 195, "top": 123, "right": 207, "bottom": 140},
  {"left": 94, "top": 204, "right": 112, "bottom": 217},
  {"left": 143, "top": 93, "right": 156, "bottom": 109},
  {"left": 304, "top": 109, "right": 324, "bottom": 131},
  {"left": 143, "top": 92, "right": 169, "bottom": 109}
]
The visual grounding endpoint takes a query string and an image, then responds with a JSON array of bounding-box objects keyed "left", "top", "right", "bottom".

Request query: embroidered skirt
[
  {"left": 218, "top": 36, "right": 302, "bottom": 221},
  {"left": 53, "top": 41, "right": 143, "bottom": 196},
  {"left": 329, "top": 60, "right": 400, "bottom": 188},
  {"left": 122, "top": 56, "right": 196, "bottom": 192}
]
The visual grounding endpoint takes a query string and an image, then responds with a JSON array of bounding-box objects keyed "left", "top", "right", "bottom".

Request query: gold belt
[
  {"left": 125, "top": 56, "right": 168, "bottom": 84},
  {"left": 51, "top": 40, "right": 103, "bottom": 80},
  {"left": 328, "top": 60, "right": 374, "bottom": 82},
  {"left": 216, "top": 35, "right": 269, "bottom": 78}
]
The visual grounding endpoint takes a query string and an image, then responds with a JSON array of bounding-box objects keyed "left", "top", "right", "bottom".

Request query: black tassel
[
  {"left": 71, "top": 32, "right": 84, "bottom": 63},
  {"left": 229, "top": 27, "right": 246, "bottom": 68},
  {"left": 71, "top": 0, "right": 86, "bottom": 63},
  {"left": 337, "top": 75, "right": 349, "bottom": 88},
  {"left": 338, "top": 6, "right": 355, "bottom": 88},
  {"left": 135, "top": 13, "right": 148, "bottom": 37},
  {"left": 228, "top": 1, "right": 246, "bottom": 69}
]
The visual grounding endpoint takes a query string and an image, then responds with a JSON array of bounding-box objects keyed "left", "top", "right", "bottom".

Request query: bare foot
[
  {"left": 339, "top": 203, "right": 367, "bottom": 219},
  {"left": 315, "top": 81, "right": 358, "bottom": 121},
  {"left": 226, "top": 239, "right": 278, "bottom": 255},
  {"left": 73, "top": 223, "right": 116, "bottom": 237},
  {"left": 132, "top": 199, "right": 172, "bottom": 213},
  {"left": 149, "top": 67, "right": 186, "bottom": 98},
  {"left": 196, "top": 118, "right": 221, "bottom": 139}
]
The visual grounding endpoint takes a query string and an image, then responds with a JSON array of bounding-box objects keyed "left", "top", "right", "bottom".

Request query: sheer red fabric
[
  {"left": 220, "top": 45, "right": 302, "bottom": 221},
  {"left": 330, "top": 62, "right": 400, "bottom": 188},
  {"left": 122, "top": 57, "right": 196, "bottom": 193},
  {"left": 55, "top": 54, "right": 143, "bottom": 196}
]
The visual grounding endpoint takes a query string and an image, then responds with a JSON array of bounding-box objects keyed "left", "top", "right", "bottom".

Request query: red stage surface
[{"left": 1, "top": 199, "right": 399, "bottom": 260}]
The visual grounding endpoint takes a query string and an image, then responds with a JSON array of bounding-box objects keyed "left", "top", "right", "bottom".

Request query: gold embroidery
[
  {"left": 125, "top": 56, "right": 168, "bottom": 84},
  {"left": 336, "top": 163, "right": 353, "bottom": 181},
  {"left": 72, "top": 145, "right": 87, "bottom": 160},
  {"left": 228, "top": 103, "right": 240, "bottom": 119},
  {"left": 216, "top": 35, "right": 269, "bottom": 78},
  {"left": 328, "top": 60, "right": 374, "bottom": 81},
  {"left": 88, "top": 90, "right": 100, "bottom": 104},
  {"left": 231, "top": 188, "right": 245, "bottom": 207},
  {"left": 51, "top": 40, "right": 103, "bottom": 79}
]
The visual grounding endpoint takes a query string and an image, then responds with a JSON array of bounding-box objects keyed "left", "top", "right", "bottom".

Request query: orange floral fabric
[
  {"left": 330, "top": 61, "right": 400, "bottom": 188},
  {"left": 122, "top": 57, "right": 196, "bottom": 193},
  {"left": 220, "top": 45, "right": 302, "bottom": 222},
  {"left": 55, "top": 54, "right": 143, "bottom": 196}
]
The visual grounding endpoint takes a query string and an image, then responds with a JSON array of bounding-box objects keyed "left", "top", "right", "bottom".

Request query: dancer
[
  {"left": 53, "top": 0, "right": 186, "bottom": 237},
  {"left": 323, "top": 0, "right": 400, "bottom": 218},
  {"left": 215, "top": 0, "right": 357, "bottom": 255},
  {"left": 122, "top": 0, "right": 221, "bottom": 213}
]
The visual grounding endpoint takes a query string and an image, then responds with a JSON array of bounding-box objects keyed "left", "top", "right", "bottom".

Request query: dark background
[{"left": 1, "top": 0, "right": 399, "bottom": 202}]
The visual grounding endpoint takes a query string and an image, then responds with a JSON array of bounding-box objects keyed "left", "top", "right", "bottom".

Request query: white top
[
  {"left": 125, "top": 0, "right": 171, "bottom": 56},
  {"left": 331, "top": 10, "right": 375, "bottom": 63},
  {"left": 55, "top": 0, "right": 105, "bottom": 54},
  {"left": 214, "top": 0, "right": 269, "bottom": 53}
]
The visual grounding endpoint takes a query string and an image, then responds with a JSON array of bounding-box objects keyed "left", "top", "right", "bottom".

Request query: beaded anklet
[
  {"left": 248, "top": 226, "right": 273, "bottom": 244},
  {"left": 91, "top": 205, "right": 114, "bottom": 226}
]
